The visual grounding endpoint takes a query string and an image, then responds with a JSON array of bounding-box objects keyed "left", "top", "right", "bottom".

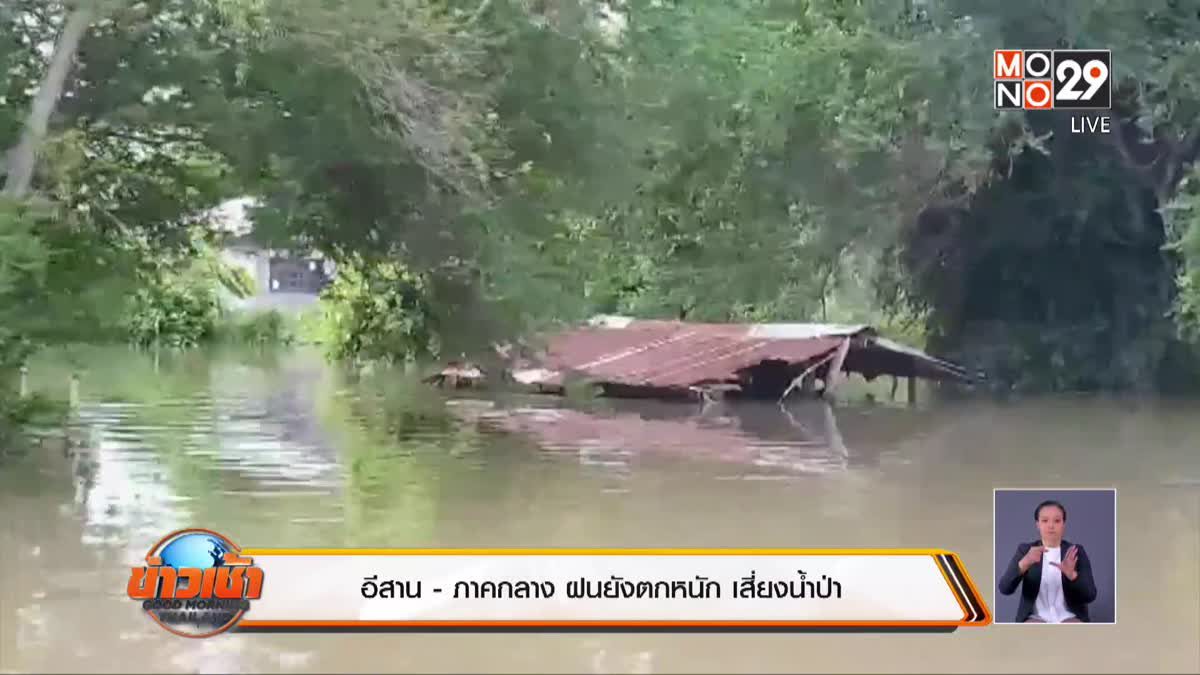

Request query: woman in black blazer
[{"left": 997, "top": 500, "right": 1097, "bottom": 623}]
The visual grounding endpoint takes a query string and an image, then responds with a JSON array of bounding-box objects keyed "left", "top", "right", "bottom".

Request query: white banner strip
[{"left": 232, "top": 550, "right": 990, "bottom": 627}]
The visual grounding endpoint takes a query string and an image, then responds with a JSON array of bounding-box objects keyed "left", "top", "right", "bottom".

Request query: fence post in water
[
  {"left": 19, "top": 365, "right": 29, "bottom": 398},
  {"left": 69, "top": 372, "right": 80, "bottom": 410}
]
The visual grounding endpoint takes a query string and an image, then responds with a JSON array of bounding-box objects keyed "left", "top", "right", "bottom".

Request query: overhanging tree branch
[
  {"left": 2, "top": 4, "right": 94, "bottom": 198},
  {"left": 1104, "top": 115, "right": 1200, "bottom": 203}
]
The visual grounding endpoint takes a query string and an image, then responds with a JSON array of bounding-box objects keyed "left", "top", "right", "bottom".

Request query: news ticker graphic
[{"left": 128, "top": 529, "right": 992, "bottom": 637}]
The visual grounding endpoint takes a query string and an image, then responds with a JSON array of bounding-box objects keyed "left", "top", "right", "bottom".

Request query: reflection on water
[{"left": 1, "top": 346, "right": 1198, "bottom": 673}]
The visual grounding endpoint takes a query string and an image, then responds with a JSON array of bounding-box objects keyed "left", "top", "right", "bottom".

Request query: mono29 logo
[{"left": 993, "top": 50, "right": 1111, "bottom": 111}]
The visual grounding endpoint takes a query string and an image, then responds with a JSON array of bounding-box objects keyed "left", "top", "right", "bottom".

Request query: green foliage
[
  {"left": 5, "top": 0, "right": 1200, "bottom": 395},
  {"left": 476, "top": 0, "right": 1001, "bottom": 327},
  {"left": 0, "top": 200, "right": 62, "bottom": 440},
  {"left": 315, "top": 259, "right": 441, "bottom": 364},
  {"left": 1167, "top": 169, "right": 1200, "bottom": 343},
  {"left": 211, "top": 258, "right": 257, "bottom": 300},
  {"left": 120, "top": 269, "right": 223, "bottom": 348},
  {"left": 2, "top": 0, "right": 253, "bottom": 354},
  {"left": 0, "top": 199, "right": 52, "bottom": 352},
  {"left": 1177, "top": 271, "right": 1200, "bottom": 342},
  {"left": 293, "top": 307, "right": 328, "bottom": 345},
  {"left": 118, "top": 242, "right": 276, "bottom": 347},
  {"left": 217, "top": 310, "right": 296, "bottom": 346}
]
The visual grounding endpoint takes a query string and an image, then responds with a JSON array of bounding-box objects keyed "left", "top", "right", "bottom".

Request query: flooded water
[{"left": 1, "top": 346, "right": 1198, "bottom": 673}]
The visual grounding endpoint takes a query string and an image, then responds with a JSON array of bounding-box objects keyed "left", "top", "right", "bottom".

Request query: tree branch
[
  {"left": 1105, "top": 117, "right": 1158, "bottom": 173},
  {"left": 1159, "top": 126, "right": 1200, "bottom": 200},
  {"left": 469, "top": 0, "right": 495, "bottom": 25},
  {"left": 2, "top": 5, "right": 94, "bottom": 198},
  {"left": 1104, "top": 114, "right": 1200, "bottom": 203}
]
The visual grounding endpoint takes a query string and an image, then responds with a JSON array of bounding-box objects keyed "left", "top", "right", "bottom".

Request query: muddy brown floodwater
[{"left": 1, "top": 346, "right": 1197, "bottom": 673}]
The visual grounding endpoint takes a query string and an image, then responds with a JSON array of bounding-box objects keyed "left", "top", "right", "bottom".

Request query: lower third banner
[{"left": 126, "top": 530, "right": 992, "bottom": 636}]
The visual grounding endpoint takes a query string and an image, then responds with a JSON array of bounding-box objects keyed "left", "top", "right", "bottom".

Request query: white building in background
[{"left": 208, "top": 197, "right": 336, "bottom": 315}]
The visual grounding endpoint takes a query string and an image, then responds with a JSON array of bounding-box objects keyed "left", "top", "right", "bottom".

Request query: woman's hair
[{"left": 1034, "top": 500, "right": 1067, "bottom": 521}]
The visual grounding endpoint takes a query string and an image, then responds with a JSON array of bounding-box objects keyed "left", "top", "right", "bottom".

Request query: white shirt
[{"left": 1033, "top": 546, "right": 1076, "bottom": 623}]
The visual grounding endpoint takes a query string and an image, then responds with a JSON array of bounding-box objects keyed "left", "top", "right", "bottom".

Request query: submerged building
[{"left": 505, "top": 315, "right": 975, "bottom": 401}]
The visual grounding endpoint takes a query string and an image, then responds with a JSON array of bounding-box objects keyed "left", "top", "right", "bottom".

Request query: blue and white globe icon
[{"left": 157, "top": 532, "right": 230, "bottom": 570}]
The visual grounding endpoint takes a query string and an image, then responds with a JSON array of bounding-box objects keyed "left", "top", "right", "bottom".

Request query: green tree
[
  {"left": 894, "top": 1, "right": 1200, "bottom": 391},
  {"left": 5, "top": 0, "right": 1200, "bottom": 392}
]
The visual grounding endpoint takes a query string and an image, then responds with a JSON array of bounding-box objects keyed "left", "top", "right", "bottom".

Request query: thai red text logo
[{"left": 127, "top": 528, "right": 263, "bottom": 638}]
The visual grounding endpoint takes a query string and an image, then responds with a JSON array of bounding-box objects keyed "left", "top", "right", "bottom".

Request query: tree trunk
[
  {"left": 1105, "top": 114, "right": 1200, "bottom": 205},
  {"left": 2, "top": 6, "right": 94, "bottom": 198}
]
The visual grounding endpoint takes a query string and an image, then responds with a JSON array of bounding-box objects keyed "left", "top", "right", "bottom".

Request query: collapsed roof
[{"left": 513, "top": 316, "right": 973, "bottom": 399}]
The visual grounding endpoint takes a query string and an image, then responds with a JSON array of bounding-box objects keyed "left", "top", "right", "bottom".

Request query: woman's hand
[
  {"left": 1018, "top": 545, "right": 1044, "bottom": 573},
  {"left": 1050, "top": 545, "right": 1079, "bottom": 581}
]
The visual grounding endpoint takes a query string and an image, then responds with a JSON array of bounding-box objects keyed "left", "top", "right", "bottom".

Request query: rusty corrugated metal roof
[
  {"left": 541, "top": 319, "right": 848, "bottom": 389},
  {"left": 487, "top": 316, "right": 975, "bottom": 396}
]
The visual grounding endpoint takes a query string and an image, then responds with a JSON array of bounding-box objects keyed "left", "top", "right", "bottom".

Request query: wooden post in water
[
  {"left": 19, "top": 365, "right": 29, "bottom": 398},
  {"left": 69, "top": 372, "right": 80, "bottom": 410},
  {"left": 824, "top": 337, "right": 851, "bottom": 397},
  {"left": 907, "top": 376, "right": 918, "bottom": 407},
  {"left": 822, "top": 401, "right": 849, "bottom": 467}
]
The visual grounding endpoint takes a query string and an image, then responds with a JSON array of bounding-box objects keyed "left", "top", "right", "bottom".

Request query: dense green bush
[
  {"left": 315, "top": 258, "right": 440, "bottom": 364},
  {"left": 118, "top": 246, "right": 267, "bottom": 348},
  {"left": 120, "top": 272, "right": 223, "bottom": 348},
  {"left": 1, "top": 200, "right": 48, "bottom": 435},
  {"left": 0, "top": 200, "right": 53, "bottom": 342},
  {"left": 0, "top": 200, "right": 68, "bottom": 441},
  {"left": 218, "top": 310, "right": 296, "bottom": 346}
]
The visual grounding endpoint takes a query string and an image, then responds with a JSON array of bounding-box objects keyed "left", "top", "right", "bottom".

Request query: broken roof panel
[
  {"left": 745, "top": 323, "right": 869, "bottom": 339},
  {"left": 865, "top": 337, "right": 972, "bottom": 381}
]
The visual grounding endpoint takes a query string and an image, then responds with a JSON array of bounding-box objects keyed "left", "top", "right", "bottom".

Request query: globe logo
[
  {"left": 127, "top": 528, "right": 264, "bottom": 638},
  {"left": 158, "top": 533, "right": 230, "bottom": 570}
]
